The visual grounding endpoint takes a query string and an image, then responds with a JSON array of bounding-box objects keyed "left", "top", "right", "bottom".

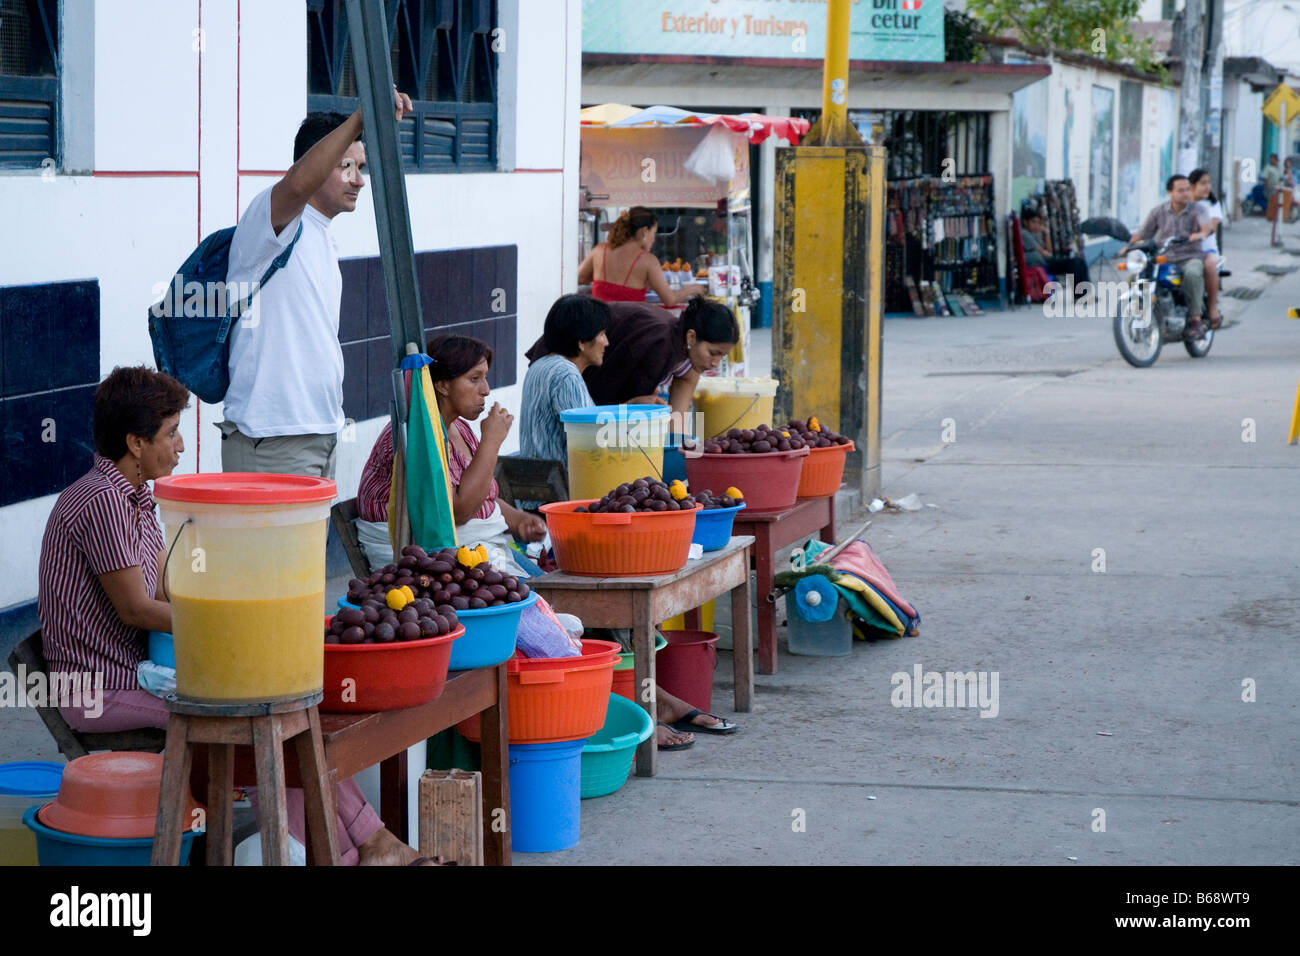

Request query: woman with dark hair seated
[
  {"left": 519, "top": 294, "right": 610, "bottom": 462},
  {"left": 39, "top": 366, "right": 433, "bottom": 865},
  {"left": 356, "top": 335, "right": 546, "bottom": 574},
  {"left": 39, "top": 366, "right": 189, "bottom": 734}
]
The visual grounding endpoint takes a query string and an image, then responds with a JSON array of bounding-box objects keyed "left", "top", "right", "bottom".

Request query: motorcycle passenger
[
  {"left": 1128, "top": 174, "right": 1209, "bottom": 338},
  {"left": 1188, "top": 168, "right": 1224, "bottom": 329}
]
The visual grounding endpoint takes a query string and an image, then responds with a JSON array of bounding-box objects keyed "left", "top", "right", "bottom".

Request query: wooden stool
[{"left": 151, "top": 691, "right": 340, "bottom": 866}]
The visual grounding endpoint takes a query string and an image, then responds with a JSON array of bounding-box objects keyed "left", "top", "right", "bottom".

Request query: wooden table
[
  {"left": 531, "top": 536, "right": 754, "bottom": 777},
  {"left": 200, "top": 664, "right": 511, "bottom": 866},
  {"left": 732, "top": 497, "right": 836, "bottom": 675}
]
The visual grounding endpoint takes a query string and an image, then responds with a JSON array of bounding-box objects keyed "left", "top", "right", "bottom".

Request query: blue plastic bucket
[
  {"left": 23, "top": 804, "right": 198, "bottom": 866},
  {"left": 691, "top": 501, "right": 746, "bottom": 551},
  {"left": 581, "top": 694, "right": 654, "bottom": 799},
  {"left": 449, "top": 590, "right": 539, "bottom": 670},
  {"left": 147, "top": 631, "right": 175, "bottom": 668},
  {"left": 337, "top": 595, "right": 360, "bottom": 611},
  {"left": 1, "top": 762, "right": 64, "bottom": 866},
  {"left": 508, "top": 739, "right": 585, "bottom": 852}
]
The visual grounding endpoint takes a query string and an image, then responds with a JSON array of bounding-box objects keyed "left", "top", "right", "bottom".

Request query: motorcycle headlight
[{"left": 1124, "top": 250, "right": 1148, "bottom": 273}]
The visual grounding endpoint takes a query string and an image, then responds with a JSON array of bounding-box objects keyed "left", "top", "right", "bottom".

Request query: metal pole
[
  {"left": 1176, "top": 0, "right": 1204, "bottom": 175},
  {"left": 344, "top": 0, "right": 425, "bottom": 364},
  {"left": 805, "top": 0, "right": 864, "bottom": 148}
]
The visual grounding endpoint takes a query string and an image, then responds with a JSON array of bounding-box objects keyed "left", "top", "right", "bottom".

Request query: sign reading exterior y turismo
[{"left": 582, "top": 0, "right": 944, "bottom": 63}]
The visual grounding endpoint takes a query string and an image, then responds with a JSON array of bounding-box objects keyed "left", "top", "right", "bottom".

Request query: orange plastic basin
[
  {"left": 458, "top": 639, "right": 621, "bottom": 743},
  {"left": 797, "top": 440, "right": 854, "bottom": 498},
  {"left": 38, "top": 752, "right": 201, "bottom": 840},
  {"left": 540, "top": 500, "right": 700, "bottom": 577}
]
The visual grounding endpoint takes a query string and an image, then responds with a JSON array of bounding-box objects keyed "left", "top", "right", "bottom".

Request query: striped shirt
[
  {"left": 356, "top": 419, "right": 498, "bottom": 523},
  {"left": 520, "top": 354, "right": 593, "bottom": 462},
  {"left": 38, "top": 454, "right": 165, "bottom": 690}
]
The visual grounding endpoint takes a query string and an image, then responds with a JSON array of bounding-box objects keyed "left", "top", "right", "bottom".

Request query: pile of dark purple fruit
[
  {"left": 326, "top": 598, "right": 457, "bottom": 645},
  {"left": 786, "top": 418, "right": 851, "bottom": 448},
  {"left": 693, "top": 489, "right": 743, "bottom": 510},
  {"left": 574, "top": 476, "right": 698, "bottom": 513},
  {"left": 700, "top": 424, "right": 808, "bottom": 455}
]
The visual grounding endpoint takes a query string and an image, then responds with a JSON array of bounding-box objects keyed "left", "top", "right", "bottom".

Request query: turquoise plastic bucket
[
  {"left": 147, "top": 631, "right": 174, "bottom": 668},
  {"left": 450, "top": 591, "right": 538, "bottom": 670},
  {"left": 24, "top": 804, "right": 198, "bottom": 866},
  {"left": 508, "top": 739, "right": 584, "bottom": 852},
  {"left": 581, "top": 694, "right": 654, "bottom": 799}
]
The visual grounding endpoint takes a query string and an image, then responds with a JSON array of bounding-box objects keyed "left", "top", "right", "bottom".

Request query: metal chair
[
  {"left": 494, "top": 457, "right": 570, "bottom": 510},
  {"left": 6, "top": 630, "right": 166, "bottom": 759}
]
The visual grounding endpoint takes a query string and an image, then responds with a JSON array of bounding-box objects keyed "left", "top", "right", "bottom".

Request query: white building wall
[{"left": 0, "top": 0, "right": 580, "bottom": 611}]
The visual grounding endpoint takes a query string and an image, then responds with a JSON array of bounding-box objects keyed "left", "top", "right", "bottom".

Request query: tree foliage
[{"left": 966, "top": 0, "right": 1165, "bottom": 77}]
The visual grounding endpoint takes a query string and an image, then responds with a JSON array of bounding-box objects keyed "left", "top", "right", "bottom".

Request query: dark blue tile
[
  {"left": 418, "top": 250, "right": 450, "bottom": 330},
  {"left": 341, "top": 340, "right": 366, "bottom": 424},
  {"left": 56, "top": 384, "right": 96, "bottom": 489},
  {"left": 338, "top": 257, "right": 368, "bottom": 344},
  {"left": 366, "top": 337, "right": 395, "bottom": 422},
  {"left": 494, "top": 245, "right": 517, "bottom": 317},
  {"left": 491, "top": 315, "right": 516, "bottom": 389},
  {"left": 366, "top": 256, "right": 391, "bottom": 339},
  {"left": 1, "top": 388, "right": 94, "bottom": 507},
  {"left": 1, "top": 280, "right": 100, "bottom": 397},
  {"left": 446, "top": 249, "right": 474, "bottom": 321}
]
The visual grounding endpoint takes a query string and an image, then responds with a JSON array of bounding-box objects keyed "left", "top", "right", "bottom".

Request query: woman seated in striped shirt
[
  {"left": 519, "top": 294, "right": 610, "bottom": 463},
  {"left": 38, "top": 366, "right": 435, "bottom": 865},
  {"left": 355, "top": 336, "right": 546, "bottom": 574}
]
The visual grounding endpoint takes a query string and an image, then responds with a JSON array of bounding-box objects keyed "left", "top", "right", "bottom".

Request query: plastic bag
[
  {"left": 515, "top": 595, "right": 584, "bottom": 659},
  {"left": 683, "top": 123, "right": 737, "bottom": 184},
  {"left": 137, "top": 661, "right": 176, "bottom": 698}
]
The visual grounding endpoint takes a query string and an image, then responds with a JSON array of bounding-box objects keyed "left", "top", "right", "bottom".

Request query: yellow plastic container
[
  {"left": 561, "top": 405, "right": 670, "bottom": 501},
  {"left": 155, "top": 474, "right": 336, "bottom": 703},
  {"left": 662, "top": 600, "right": 715, "bottom": 634},
  {"left": 695, "top": 377, "right": 778, "bottom": 439},
  {"left": 0, "top": 762, "right": 62, "bottom": 866}
]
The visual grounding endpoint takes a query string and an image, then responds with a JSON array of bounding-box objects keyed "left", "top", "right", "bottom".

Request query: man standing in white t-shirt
[{"left": 219, "top": 90, "right": 412, "bottom": 478}]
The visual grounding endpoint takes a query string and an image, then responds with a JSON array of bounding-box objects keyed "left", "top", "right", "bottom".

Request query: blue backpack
[{"left": 147, "top": 223, "right": 302, "bottom": 404}]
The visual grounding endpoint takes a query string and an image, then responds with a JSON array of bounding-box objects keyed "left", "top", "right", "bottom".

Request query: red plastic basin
[
  {"left": 685, "top": 446, "right": 809, "bottom": 513},
  {"left": 321, "top": 624, "right": 464, "bottom": 712}
]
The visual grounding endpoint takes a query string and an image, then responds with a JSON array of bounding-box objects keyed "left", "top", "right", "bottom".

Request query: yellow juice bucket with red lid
[{"left": 153, "top": 474, "right": 335, "bottom": 703}]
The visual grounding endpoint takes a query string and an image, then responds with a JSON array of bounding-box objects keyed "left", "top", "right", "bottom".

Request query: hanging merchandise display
[{"left": 885, "top": 175, "right": 998, "bottom": 314}]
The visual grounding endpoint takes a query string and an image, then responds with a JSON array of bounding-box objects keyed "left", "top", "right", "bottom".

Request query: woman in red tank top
[{"left": 579, "top": 206, "right": 707, "bottom": 306}]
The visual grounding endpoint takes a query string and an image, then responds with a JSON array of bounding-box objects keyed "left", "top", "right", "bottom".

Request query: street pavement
[
  {"left": 3, "top": 216, "right": 1296, "bottom": 865},
  {"left": 517, "top": 214, "right": 1300, "bottom": 865}
]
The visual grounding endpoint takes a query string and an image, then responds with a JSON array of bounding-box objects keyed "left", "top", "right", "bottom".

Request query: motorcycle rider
[{"left": 1128, "top": 174, "right": 1209, "bottom": 338}]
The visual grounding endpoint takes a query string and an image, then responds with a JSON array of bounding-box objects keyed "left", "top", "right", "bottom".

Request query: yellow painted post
[
  {"left": 1289, "top": 378, "right": 1300, "bottom": 444},
  {"left": 771, "top": 0, "right": 886, "bottom": 499}
]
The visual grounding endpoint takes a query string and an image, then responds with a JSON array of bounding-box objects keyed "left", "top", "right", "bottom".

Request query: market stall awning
[{"left": 580, "top": 103, "right": 810, "bottom": 145}]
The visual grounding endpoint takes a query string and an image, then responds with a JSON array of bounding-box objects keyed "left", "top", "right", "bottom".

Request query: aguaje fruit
[
  {"left": 700, "top": 423, "right": 808, "bottom": 455},
  {"left": 330, "top": 544, "right": 532, "bottom": 644},
  {"left": 784, "top": 418, "right": 851, "bottom": 449},
  {"left": 575, "top": 476, "right": 697, "bottom": 514}
]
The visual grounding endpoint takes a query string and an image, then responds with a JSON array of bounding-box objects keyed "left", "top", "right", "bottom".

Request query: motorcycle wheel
[
  {"left": 1184, "top": 326, "right": 1214, "bottom": 358},
  {"left": 1113, "top": 305, "right": 1162, "bottom": 367}
]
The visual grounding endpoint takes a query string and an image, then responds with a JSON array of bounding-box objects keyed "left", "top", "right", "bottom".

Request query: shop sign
[{"left": 582, "top": 0, "right": 944, "bottom": 63}]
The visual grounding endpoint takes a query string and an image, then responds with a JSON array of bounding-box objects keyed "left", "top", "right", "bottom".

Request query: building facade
[{"left": 0, "top": 0, "right": 581, "bottom": 614}]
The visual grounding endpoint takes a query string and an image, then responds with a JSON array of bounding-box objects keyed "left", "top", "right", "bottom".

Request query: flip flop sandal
[
  {"left": 656, "top": 722, "right": 695, "bottom": 751},
  {"left": 1208, "top": 313, "right": 1224, "bottom": 329},
  {"left": 407, "top": 855, "right": 452, "bottom": 866},
  {"left": 669, "top": 709, "right": 738, "bottom": 735}
]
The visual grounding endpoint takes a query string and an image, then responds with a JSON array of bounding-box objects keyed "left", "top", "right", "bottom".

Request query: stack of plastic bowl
[
  {"left": 458, "top": 640, "right": 621, "bottom": 852},
  {"left": 580, "top": 694, "right": 655, "bottom": 799},
  {"left": 23, "top": 752, "right": 202, "bottom": 865}
]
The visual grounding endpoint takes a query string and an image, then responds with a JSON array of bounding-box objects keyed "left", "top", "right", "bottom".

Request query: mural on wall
[
  {"left": 1117, "top": 81, "right": 1144, "bottom": 230},
  {"left": 1062, "top": 87, "right": 1073, "bottom": 182},
  {"left": 1089, "top": 85, "right": 1116, "bottom": 218},
  {"left": 1158, "top": 88, "right": 1178, "bottom": 185},
  {"left": 1012, "top": 77, "right": 1048, "bottom": 211}
]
